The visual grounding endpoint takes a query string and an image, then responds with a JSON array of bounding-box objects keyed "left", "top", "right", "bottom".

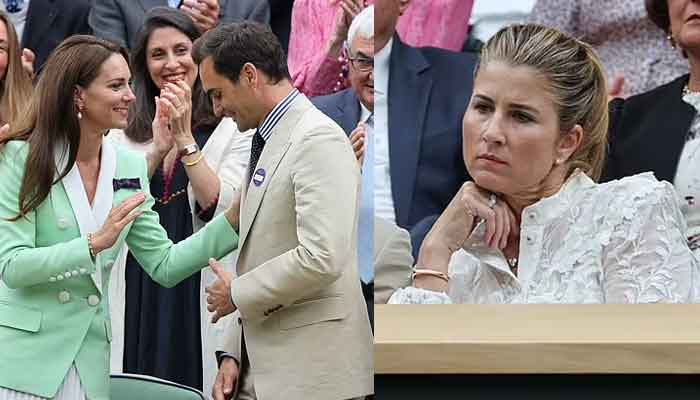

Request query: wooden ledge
[{"left": 375, "top": 304, "right": 700, "bottom": 374}]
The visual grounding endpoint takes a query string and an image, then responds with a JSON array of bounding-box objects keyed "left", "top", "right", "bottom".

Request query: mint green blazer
[{"left": 0, "top": 140, "right": 238, "bottom": 399}]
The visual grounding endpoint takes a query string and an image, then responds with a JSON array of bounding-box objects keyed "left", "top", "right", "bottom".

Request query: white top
[
  {"left": 374, "top": 38, "right": 396, "bottom": 223},
  {"left": 676, "top": 91, "right": 700, "bottom": 258},
  {"left": 389, "top": 171, "right": 700, "bottom": 304}
]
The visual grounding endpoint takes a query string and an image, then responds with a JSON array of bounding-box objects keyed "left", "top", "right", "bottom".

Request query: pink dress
[{"left": 288, "top": 0, "right": 473, "bottom": 97}]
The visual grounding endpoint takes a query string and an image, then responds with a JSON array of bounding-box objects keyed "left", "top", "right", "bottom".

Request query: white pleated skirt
[{"left": 0, "top": 365, "right": 87, "bottom": 400}]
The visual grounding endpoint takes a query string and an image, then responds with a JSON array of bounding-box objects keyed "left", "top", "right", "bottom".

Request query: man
[
  {"left": 89, "top": 0, "right": 269, "bottom": 50},
  {"left": 312, "top": 4, "right": 375, "bottom": 325},
  {"left": 193, "top": 22, "right": 373, "bottom": 400},
  {"left": 375, "top": 0, "right": 476, "bottom": 257},
  {"left": 5, "top": 0, "right": 91, "bottom": 73}
]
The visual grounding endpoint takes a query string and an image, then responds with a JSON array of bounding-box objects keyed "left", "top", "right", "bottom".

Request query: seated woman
[
  {"left": 106, "top": 7, "right": 252, "bottom": 392},
  {"left": 389, "top": 23, "right": 699, "bottom": 304},
  {"left": 604, "top": 0, "right": 699, "bottom": 259},
  {"left": 0, "top": 35, "right": 238, "bottom": 400}
]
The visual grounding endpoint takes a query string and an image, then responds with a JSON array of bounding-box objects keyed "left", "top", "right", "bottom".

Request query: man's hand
[
  {"left": 21, "top": 48, "right": 35, "bottom": 78},
  {"left": 212, "top": 357, "right": 239, "bottom": 400},
  {"left": 349, "top": 122, "right": 366, "bottom": 166},
  {"left": 206, "top": 258, "right": 236, "bottom": 323},
  {"left": 181, "top": 0, "right": 220, "bottom": 34}
]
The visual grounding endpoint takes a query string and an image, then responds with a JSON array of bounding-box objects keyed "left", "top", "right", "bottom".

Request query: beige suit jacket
[
  {"left": 374, "top": 218, "right": 413, "bottom": 304},
  {"left": 223, "top": 94, "right": 373, "bottom": 400}
]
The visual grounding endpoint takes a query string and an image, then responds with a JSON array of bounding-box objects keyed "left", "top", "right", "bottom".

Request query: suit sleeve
[
  {"left": 220, "top": 0, "right": 270, "bottom": 24},
  {"left": 230, "top": 125, "right": 360, "bottom": 323},
  {"left": 124, "top": 156, "right": 240, "bottom": 288},
  {"left": 0, "top": 142, "right": 96, "bottom": 288},
  {"left": 89, "top": 0, "right": 128, "bottom": 49}
]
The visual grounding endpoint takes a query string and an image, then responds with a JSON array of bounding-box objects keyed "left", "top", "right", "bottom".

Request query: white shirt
[
  {"left": 389, "top": 171, "right": 700, "bottom": 304},
  {"left": 374, "top": 38, "right": 396, "bottom": 223},
  {"left": 3, "top": 0, "right": 28, "bottom": 42}
]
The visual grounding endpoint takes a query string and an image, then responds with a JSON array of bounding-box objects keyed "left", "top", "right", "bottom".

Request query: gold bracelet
[
  {"left": 412, "top": 268, "right": 449, "bottom": 283},
  {"left": 87, "top": 233, "right": 96, "bottom": 260},
  {"left": 183, "top": 152, "right": 204, "bottom": 167}
]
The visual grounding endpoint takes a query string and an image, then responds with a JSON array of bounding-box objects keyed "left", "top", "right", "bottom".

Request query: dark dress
[{"left": 123, "top": 128, "right": 215, "bottom": 389}]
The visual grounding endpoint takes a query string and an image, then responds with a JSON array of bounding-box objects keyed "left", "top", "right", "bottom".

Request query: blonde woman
[{"left": 390, "top": 24, "right": 699, "bottom": 305}]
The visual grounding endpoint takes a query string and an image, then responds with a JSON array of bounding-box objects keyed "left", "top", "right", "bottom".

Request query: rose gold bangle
[{"left": 412, "top": 268, "right": 449, "bottom": 283}]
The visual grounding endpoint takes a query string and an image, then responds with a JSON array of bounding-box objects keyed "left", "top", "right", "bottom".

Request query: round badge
[{"left": 253, "top": 168, "right": 266, "bottom": 187}]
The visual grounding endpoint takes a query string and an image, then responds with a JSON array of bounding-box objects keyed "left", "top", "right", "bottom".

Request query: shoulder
[
  {"left": 594, "top": 173, "right": 679, "bottom": 221},
  {"left": 0, "top": 140, "right": 29, "bottom": 168},
  {"left": 614, "top": 74, "right": 687, "bottom": 113},
  {"left": 419, "top": 46, "right": 479, "bottom": 73},
  {"left": 311, "top": 90, "right": 351, "bottom": 112}
]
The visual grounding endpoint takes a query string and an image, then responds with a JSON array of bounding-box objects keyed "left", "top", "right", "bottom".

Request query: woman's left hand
[{"left": 159, "top": 81, "right": 193, "bottom": 147}]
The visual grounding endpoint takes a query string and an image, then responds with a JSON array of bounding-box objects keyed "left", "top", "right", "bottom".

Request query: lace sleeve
[
  {"left": 387, "top": 287, "right": 453, "bottom": 304},
  {"left": 603, "top": 181, "right": 700, "bottom": 303}
]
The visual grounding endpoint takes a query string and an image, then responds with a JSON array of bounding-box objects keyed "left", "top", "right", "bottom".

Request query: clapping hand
[
  {"left": 158, "top": 81, "right": 193, "bottom": 147},
  {"left": 181, "top": 0, "right": 220, "bottom": 34},
  {"left": 206, "top": 258, "right": 236, "bottom": 323}
]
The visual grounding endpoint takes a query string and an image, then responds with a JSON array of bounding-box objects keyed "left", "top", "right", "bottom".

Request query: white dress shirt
[
  {"left": 390, "top": 171, "right": 700, "bottom": 304},
  {"left": 374, "top": 37, "right": 396, "bottom": 223}
]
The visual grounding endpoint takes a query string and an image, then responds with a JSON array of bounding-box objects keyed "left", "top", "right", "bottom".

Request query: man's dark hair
[{"left": 193, "top": 21, "right": 290, "bottom": 84}]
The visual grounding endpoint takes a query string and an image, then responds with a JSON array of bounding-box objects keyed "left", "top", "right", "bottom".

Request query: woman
[
  {"left": 107, "top": 7, "right": 252, "bottom": 392},
  {"left": 389, "top": 24, "right": 699, "bottom": 305},
  {"left": 0, "top": 36, "right": 238, "bottom": 399},
  {"left": 0, "top": 11, "right": 32, "bottom": 126},
  {"left": 604, "top": 0, "right": 700, "bottom": 259}
]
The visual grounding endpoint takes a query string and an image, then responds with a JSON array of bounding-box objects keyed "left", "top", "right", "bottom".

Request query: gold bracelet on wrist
[
  {"left": 87, "top": 233, "right": 96, "bottom": 260},
  {"left": 183, "top": 152, "right": 204, "bottom": 167},
  {"left": 412, "top": 268, "right": 449, "bottom": 283}
]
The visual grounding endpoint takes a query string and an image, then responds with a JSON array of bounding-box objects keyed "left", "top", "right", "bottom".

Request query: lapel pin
[{"left": 253, "top": 168, "right": 266, "bottom": 187}]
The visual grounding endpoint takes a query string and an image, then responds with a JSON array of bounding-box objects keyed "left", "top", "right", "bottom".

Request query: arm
[
  {"left": 288, "top": 1, "right": 345, "bottom": 96},
  {"left": 89, "top": 0, "right": 128, "bottom": 49},
  {"left": 603, "top": 180, "right": 700, "bottom": 303},
  {"left": 230, "top": 127, "right": 358, "bottom": 323},
  {"left": 0, "top": 143, "right": 96, "bottom": 288},
  {"left": 374, "top": 219, "right": 414, "bottom": 304},
  {"left": 125, "top": 158, "right": 239, "bottom": 288}
]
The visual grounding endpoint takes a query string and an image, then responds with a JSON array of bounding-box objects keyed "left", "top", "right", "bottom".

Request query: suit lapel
[
  {"left": 55, "top": 140, "right": 117, "bottom": 294},
  {"left": 23, "top": 0, "right": 57, "bottom": 49},
  {"left": 337, "top": 90, "right": 361, "bottom": 135},
  {"left": 388, "top": 37, "right": 431, "bottom": 227},
  {"left": 238, "top": 96, "right": 311, "bottom": 249}
]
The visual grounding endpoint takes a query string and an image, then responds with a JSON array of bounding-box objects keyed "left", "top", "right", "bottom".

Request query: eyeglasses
[{"left": 347, "top": 56, "right": 373, "bottom": 72}]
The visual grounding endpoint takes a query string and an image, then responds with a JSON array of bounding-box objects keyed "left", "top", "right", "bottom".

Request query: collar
[
  {"left": 258, "top": 88, "right": 300, "bottom": 141},
  {"left": 360, "top": 103, "right": 372, "bottom": 124}
]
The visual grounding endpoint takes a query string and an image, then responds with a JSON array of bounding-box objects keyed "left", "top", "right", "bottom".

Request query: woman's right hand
[
  {"left": 91, "top": 193, "right": 146, "bottom": 254},
  {"left": 152, "top": 96, "right": 174, "bottom": 156},
  {"left": 418, "top": 182, "right": 518, "bottom": 270}
]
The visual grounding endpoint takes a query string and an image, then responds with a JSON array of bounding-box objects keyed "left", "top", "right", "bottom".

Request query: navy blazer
[
  {"left": 23, "top": 0, "right": 92, "bottom": 71},
  {"left": 312, "top": 88, "right": 362, "bottom": 136},
  {"left": 388, "top": 37, "right": 476, "bottom": 252},
  {"left": 604, "top": 74, "right": 694, "bottom": 184}
]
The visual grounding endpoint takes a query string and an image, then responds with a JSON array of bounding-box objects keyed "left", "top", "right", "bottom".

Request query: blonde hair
[
  {"left": 0, "top": 12, "right": 32, "bottom": 126},
  {"left": 479, "top": 24, "right": 609, "bottom": 181}
]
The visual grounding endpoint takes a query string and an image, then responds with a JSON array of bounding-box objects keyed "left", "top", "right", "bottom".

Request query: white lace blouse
[
  {"left": 389, "top": 171, "right": 700, "bottom": 304},
  {"left": 677, "top": 90, "right": 700, "bottom": 257}
]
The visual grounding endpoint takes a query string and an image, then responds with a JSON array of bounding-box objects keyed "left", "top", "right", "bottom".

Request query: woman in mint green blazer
[{"left": 0, "top": 35, "right": 239, "bottom": 400}]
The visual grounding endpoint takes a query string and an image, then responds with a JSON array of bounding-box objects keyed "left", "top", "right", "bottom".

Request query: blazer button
[
  {"left": 64, "top": 271, "right": 72, "bottom": 278},
  {"left": 58, "top": 290, "right": 71, "bottom": 304},
  {"left": 72, "top": 270, "right": 79, "bottom": 276},
  {"left": 49, "top": 277, "right": 56, "bottom": 283},
  {"left": 87, "top": 295, "right": 100, "bottom": 307},
  {"left": 57, "top": 217, "right": 69, "bottom": 230},
  {"left": 238, "top": 317, "right": 242, "bottom": 325},
  {"left": 79, "top": 268, "right": 88, "bottom": 275},
  {"left": 57, "top": 275, "right": 64, "bottom": 281}
]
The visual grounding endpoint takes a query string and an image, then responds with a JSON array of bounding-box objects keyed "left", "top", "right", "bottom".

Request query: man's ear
[{"left": 241, "top": 63, "right": 257, "bottom": 89}]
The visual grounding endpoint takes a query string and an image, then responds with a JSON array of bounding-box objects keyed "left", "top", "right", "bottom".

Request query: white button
[
  {"left": 526, "top": 236, "right": 534, "bottom": 244},
  {"left": 57, "top": 275, "right": 64, "bottom": 281},
  {"left": 528, "top": 212, "right": 537, "bottom": 221},
  {"left": 79, "top": 268, "right": 88, "bottom": 275},
  {"left": 72, "top": 270, "right": 79, "bottom": 276},
  {"left": 49, "top": 277, "right": 56, "bottom": 283},
  {"left": 58, "top": 290, "right": 71, "bottom": 304},
  {"left": 64, "top": 271, "right": 72, "bottom": 278},
  {"left": 57, "top": 217, "right": 69, "bottom": 230},
  {"left": 87, "top": 295, "right": 100, "bottom": 307}
]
